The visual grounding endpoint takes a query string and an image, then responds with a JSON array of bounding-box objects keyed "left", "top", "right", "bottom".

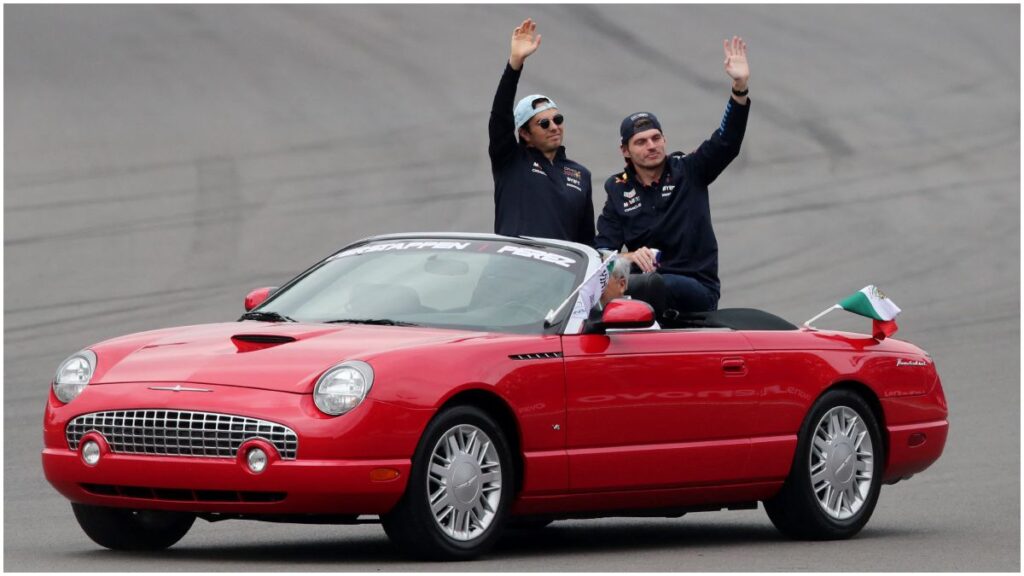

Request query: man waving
[
  {"left": 488, "top": 19, "right": 595, "bottom": 245},
  {"left": 596, "top": 37, "right": 751, "bottom": 314}
]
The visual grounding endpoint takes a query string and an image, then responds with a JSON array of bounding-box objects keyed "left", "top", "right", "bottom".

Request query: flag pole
[{"left": 803, "top": 304, "right": 841, "bottom": 328}]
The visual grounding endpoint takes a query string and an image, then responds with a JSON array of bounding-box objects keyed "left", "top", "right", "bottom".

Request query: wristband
[{"left": 731, "top": 86, "right": 749, "bottom": 97}]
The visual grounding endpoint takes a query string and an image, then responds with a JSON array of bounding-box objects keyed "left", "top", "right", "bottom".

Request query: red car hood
[{"left": 91, "top": 322, "right": 485, "bottom": 394}]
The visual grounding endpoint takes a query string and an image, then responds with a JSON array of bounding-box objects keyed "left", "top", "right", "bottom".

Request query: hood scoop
[{"left": 231, "top": 334, "right": 297, "bottom": 353}]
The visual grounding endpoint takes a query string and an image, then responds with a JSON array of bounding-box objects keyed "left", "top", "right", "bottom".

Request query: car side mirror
[
  {"left": 244, "top": 287, "right": 278, "bottom": 311},
  {"left": 584, "top": 299, "right": 655, "bottom": 334}
]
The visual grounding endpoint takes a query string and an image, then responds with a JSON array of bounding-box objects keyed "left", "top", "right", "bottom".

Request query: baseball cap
[
  {"left": 515, "top": 94, "right": 558, "bottom": 131},
  {"left": 620, "top": 112, "right": 662, "bottom": 145}
]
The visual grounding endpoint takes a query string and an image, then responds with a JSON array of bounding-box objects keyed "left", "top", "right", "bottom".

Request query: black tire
[
  {"left": 71, "top": 503, "right": 195, "bottom": 550},
  {"left": 764, "top": 389, "right": 884, "bottom": 540},
  {"left": 381, "top": 405, "right": 514, "bottom": 561}
]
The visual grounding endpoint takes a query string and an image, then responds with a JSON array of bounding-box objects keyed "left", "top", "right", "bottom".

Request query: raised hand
[
  {"left": 723, "top": 36, "right": 749, "bottom": 88},
  {"left": 509, "top": 18, "right": 542, "bottom": 70}
]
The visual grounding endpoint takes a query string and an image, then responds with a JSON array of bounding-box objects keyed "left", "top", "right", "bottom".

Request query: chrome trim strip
[{"left": 148, "top": 385, "right": 212, "bottom": 392}]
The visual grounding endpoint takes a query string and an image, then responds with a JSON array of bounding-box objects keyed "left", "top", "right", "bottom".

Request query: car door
[{"left": 562, "top": 328, "right": 759, "bottom": 492}]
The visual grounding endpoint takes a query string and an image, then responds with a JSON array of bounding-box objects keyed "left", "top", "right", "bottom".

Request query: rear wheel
[
  {"left": 764, "top": 389, "right": 884, "bottom": 539},
  {"left": 381, "top": 405, "right": 514, "bottom": 560},
  {"left": 71, "top": 503, "right": 195, "bottom": 550}
]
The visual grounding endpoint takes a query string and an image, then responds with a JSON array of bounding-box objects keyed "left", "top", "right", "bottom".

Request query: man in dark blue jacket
[
  {"left": 596, "top": 36, "right": 751, "bottom": 313},
  {"left": 489, "top": 19, "right": 594, "bottom": 245}
]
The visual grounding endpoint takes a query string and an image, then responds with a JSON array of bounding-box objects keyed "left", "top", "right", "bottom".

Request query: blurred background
[{"left": 5, "top": 5, "right": 1019, "bottom": 570}]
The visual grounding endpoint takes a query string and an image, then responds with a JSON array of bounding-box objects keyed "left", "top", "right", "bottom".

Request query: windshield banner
[{"left": 332, "top": 240, "right": 578, "bottom": 269}]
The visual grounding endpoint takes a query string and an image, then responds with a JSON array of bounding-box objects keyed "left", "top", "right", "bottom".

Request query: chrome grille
[{"left": 66, "top": 410, "right": 298, "bottom": 460}]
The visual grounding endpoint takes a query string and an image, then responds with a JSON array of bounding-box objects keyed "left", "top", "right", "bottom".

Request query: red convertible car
[{"left": 43, "top": 233, "right": 948, "bottom": 560}]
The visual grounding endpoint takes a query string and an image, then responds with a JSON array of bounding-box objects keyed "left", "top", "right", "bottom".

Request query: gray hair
[{"left": 607, "top": 256, "right": 631, "bottom": 280}]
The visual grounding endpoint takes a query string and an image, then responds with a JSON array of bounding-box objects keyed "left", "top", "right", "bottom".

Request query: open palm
[
  {"left": 510, "top": 18, "right": 541, "bottom": 66},
  {"left": 723, "top": 36, "right": 749, "bottom": 83}
]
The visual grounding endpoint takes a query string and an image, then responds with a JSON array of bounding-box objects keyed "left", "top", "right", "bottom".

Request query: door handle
[{"left": 721, "top": 357, "right": 747, "bottom": 376}]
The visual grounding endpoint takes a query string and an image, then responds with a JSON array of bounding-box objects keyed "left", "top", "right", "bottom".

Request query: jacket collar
[
  {"left": 524, "top": 144, "right": 567, "bottom": 163},
  {"left": 624, "top": 159, "right": 670, "bottom": 189}
]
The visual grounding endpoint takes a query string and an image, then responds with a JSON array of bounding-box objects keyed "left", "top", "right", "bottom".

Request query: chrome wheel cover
[
  {"left": 426, "top": 424, "right": 502, "bottom": 541},
  {"left": 809, "top": 406, "right": 874, "bottom": 520}
]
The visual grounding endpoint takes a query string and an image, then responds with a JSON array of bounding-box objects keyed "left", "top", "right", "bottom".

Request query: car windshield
[{"left": 256, "top": 239, "right": 587, "bottom": 333}]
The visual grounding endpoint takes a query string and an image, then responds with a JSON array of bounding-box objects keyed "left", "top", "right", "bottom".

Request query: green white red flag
[{"left": 838, "top": 285, "right": 901, "bottom": 339}]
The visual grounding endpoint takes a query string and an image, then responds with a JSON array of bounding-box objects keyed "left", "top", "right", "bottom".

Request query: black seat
[
  {"left": 662, "top": 308, "right": 797, "bottom": 330},
  {"left": 624, "top": 273, "right": 669, "bottom": 318}
]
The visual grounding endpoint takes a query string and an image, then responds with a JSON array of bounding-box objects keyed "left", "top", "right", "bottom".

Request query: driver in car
[{"left": 570, "top": 256, "right": 630, "bottom": 322}]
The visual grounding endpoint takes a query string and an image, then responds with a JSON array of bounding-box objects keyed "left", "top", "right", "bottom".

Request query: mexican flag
[{"left": 838, "top": 285, "right": 901, "bottom": 339}]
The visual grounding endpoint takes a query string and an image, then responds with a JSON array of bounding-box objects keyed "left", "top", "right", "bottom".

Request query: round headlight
[
  {"left": 53, "top": 350, "right": 97, "bottom": 404},
  {"left": 314, "top": 360, "right": 374, "bottom": 416}
]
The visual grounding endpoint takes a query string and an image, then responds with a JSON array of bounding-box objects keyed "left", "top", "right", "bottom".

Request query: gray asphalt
[{"left": 4, "top": 5, "right": 1019, "bottom": 571}]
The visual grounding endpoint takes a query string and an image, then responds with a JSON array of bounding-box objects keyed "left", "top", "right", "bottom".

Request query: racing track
[{"left": 4, "top": 5, "right": 1019, "bottom": 571}]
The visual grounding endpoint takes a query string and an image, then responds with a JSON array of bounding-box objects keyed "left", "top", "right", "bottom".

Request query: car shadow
[{"left": 58, "top": 519, "right": 908, "bottom": 566}]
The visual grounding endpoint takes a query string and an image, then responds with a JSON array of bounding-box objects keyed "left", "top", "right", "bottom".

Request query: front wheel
[
  {"left": 381, "top": 405, "right": 514, "bottom": 560},
  {"left": 71, "top": 503, "right": 195, "bottom": 550},
  {"left": 763, "top": 389, "right": 884, "bottom": 540}
]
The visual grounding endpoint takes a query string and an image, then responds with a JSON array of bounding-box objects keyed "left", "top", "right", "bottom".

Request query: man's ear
[
  {"left": 519, "top": 127, "right": 532, "bottom": 145},
  {"left": 620, "top": 144, "right": 630, "bottom": 160}
]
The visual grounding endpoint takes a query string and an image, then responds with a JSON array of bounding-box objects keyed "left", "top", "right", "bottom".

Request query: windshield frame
[{"left": 244, "top": 233, "right": 601, "bottom": 335}]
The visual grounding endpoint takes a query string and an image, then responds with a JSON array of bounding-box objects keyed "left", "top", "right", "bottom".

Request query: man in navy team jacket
[
  {"left": 489, "top": 19, "right": 594, "bottom": 246},
  {"left": 596, "top": 37, "right": 752, "bottom": 314}
]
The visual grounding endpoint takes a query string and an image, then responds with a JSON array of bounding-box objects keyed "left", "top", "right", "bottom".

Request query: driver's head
[
  {"left": 601, "top": 256, "right": 630, "bottom": 307},
  {"left": 516, "top": 95, "right": 564, "bottom": 154}
]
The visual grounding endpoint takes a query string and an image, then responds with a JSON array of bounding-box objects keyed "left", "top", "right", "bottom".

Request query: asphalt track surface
[{"left": 4, "top": 5, "right": 1019, "bottom": 571}]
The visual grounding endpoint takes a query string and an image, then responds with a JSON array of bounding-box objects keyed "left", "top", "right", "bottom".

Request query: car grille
[{"left": 66, "top": 410, "right": 298, "bottom": 460}]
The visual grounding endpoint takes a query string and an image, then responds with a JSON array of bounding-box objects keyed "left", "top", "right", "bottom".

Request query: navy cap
[{"left": 620, "top": 112, "right": 662, "bottom": 145}]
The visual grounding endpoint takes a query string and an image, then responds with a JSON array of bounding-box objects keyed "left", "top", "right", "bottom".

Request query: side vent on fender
[{"left": 508, "top": 352, "right": 563, "bottom": 361}]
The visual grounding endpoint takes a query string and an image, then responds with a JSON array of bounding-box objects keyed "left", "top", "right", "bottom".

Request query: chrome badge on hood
[{"left": 148, "top": 385, "right": 213, "bottom": 393}]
